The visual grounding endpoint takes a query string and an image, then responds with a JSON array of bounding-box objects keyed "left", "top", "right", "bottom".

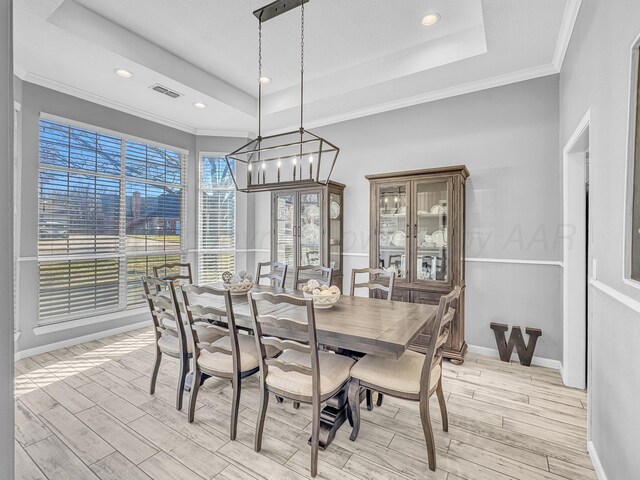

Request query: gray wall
[
  {"left": 1, "top": 0, "right": 14, "bottom": 477},
  {"left": 254, "top": 75, "right": 563, "bottom": 360},
  {"left": 16, "top": 82, "right": 249, "bottom": 354},
  {"left": 560, "top": 0, "right": 640, "bottom": 477}
]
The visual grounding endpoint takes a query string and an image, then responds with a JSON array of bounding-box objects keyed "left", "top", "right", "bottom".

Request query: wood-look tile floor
[{"left": 14, "top": 328, "right": 596, "bottom": 480}]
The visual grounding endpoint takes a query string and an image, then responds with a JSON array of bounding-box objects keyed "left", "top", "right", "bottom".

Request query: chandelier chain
[
  {"left": 258, "top": 19, "right": 262, "bottom": 137},
  {"left": 300, "top": 1, "right": 305, "bottom": 130}
]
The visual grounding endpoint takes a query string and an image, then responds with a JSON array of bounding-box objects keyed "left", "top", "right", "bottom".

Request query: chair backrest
[
  {"left": 419, "top": 286, "right": 462, "bottom": 395},
  {"left": 152, "top": 262, "right": 193, "bottom": 285},
  {"left": 255, "top": 261, "right": 288, "bottom": 288},
  {"left": 142, "top": 276, "right": 188, "bottom": 352},
  {"left": 350, "top": 268, "right": 396, "bottom": 300},
  {"left": 249, "top": 291, "right": 320, "bottom": 400},
  {"left": 180, "top": 284, "right": 240, "bottom": 374},
  {"left": 293, "top": 265, "right": 333, "bottom": 291}
]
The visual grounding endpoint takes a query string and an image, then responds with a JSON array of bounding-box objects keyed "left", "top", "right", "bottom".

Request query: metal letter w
[{"left": 489, "top": 322, "right": 543, "bottom": 367}]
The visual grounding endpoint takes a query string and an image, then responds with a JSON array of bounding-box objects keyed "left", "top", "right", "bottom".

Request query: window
[
  {"left": 38, "top": 117, "right": 186, "bottom": 323},
  {"left": 198, "top": 155, "right": 235, "bottom": 282}
]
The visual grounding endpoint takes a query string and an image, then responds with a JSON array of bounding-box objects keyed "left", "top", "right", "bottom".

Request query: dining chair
[
  {"left": 255, "top": 261, "right": 288, "bottom": 288},
  {"left": 180, "top": 285, "right": 278, "bottom": 438},
  {"left": 293, "top": 265, "right": 333, "bottom": 291},
  {"left": 142, "top": 276, "right": 191, "bottom": 411},
  {"left": 249, "top": 291, "right": 355, "bottom": 477},
  {"left": 350, "top": 267, "right": 395, "bottom": 300},
  {"left": 350, "top": 267, "right": 396, "bottom": 409},
  {"left": 347, "top": 286, "right": 461, "bottom": 471},
  {"left": 152, "top": 262, "right": 193, "bottom": 284}
]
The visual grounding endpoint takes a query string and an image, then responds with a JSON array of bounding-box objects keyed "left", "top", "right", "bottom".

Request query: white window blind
[
  {"left": 198, "top": 156, "right": 235, "bottom": 283},
  {"left": 38, "top": 118, "right": 187, "bottom": 323}
]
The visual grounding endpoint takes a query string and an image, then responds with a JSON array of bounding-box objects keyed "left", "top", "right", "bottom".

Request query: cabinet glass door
[
  {"left": 274, "top": 193, "right": 295, "bottom": 268},
  {"left": 328, "top": 191, "right": 342, "bottom": 271},
  {"left": 413, "top": 180, "right": 449, "bottom": 283},
  {"left": 299, "top": 191, "right": 322, "bottom": 266},
  {"left": 378, "top": 184, "right": 408, "bottom": 279}
]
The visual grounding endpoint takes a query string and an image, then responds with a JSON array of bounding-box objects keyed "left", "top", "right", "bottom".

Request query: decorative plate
[
  {"left": 330, "top": 200, "right": 341, "bottom": 219},
  {"left": 303, "top": 205, "right": 320, "bottom": 221},
  {"left": 432, "top": 230, "right": 446, "bottom": 247},
  {"left": 390, "top": 230, "right": 406, "bottom": 247},
  {"left": 301, "top": 224, "right": 320, "bottom": 246},
  {"left": 430, "top": 204, "right": 446, "bottom": 215}
]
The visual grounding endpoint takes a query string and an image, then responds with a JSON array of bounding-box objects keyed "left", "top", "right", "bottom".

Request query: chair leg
[
  {"left": 176, "top": 354, "right": 188, "bottom": 411},
  {"left": 230, "top": 374, "right": 241, "bottom": 441},
  {"left": 376, "top": 393, "right": 384, "bottom": 407},
  {"left": 188, "top": 369, "right": 201, "bottom": 423},
  {"left": 293, "top": 401, "right": 300, "bottom": 410},
  {"left": 436, "top": 378, "right": 448, "bottom": 432},
  {"left": 366, "top": 389, "right": 373, "bottom": 411},
  {"left": 310, "top": 397, "right": 320, "bottom": 477},
  {"left": 419, "top": 394, "right": 437, "bottom": 471},
  {"left": 255, "top": 385, "right": 269, "bottom": 451},
  {"left": 150, "top": 347, "right": 161, "bottom": 395},
  {"left": 347, "top": 379, "right": 361, "bottom": 441}
]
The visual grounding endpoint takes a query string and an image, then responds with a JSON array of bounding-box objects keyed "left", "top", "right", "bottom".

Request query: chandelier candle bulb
[
  {"left": 293, "top": 157, "right": 297, "bottom": 180},
  {"left": 261, "top": 162, "right": 266, "bottom": 183},
  {"left": 277, "top": 159, "right": 281, "bottom": 182},
  {"left": 309, "top": 155, "right": 313, "bottom": 178}
]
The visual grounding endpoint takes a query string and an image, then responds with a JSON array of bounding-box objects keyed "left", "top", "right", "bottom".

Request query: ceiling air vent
[{"left": 150, "top": 84, "right": 183, "bottom": 99}]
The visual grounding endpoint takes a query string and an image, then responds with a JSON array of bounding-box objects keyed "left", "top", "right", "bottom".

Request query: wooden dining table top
[{"left": 187, "top": 284, "right": 438, "bottom": 358}]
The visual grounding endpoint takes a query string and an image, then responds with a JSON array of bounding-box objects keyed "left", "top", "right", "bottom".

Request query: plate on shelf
[
  {"left": 301, "top": 224, "right": 320, "bottom": 246},
  {"left": 430, "top": 205, "right": 446, "bottom": 215},
  {"left": 432, "top": 230, "right": 446, "bottom": 247},
  {"left": 303, "top": 205, "right": 320, "bottom": 221},
  {"left": 390, "top": 230, "right": 406, "bottom": 247},
  {"left": 330, "top": 200, "right": 341, "bottom": 219}
]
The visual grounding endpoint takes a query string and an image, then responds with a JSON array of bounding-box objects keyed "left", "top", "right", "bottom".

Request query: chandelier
[{"left": 225, "top": 0, "right": 340, "bottom": 193}]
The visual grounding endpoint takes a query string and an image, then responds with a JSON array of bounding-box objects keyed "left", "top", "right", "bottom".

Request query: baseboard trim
[
  {"left": 588, "top": 441, "right": 608, "bottom": 480},
  {"left": 15, "top": 320, "right": 151, "bottom": 361},
  {"left": 467, "top": 344, "right": 563, "bottom": 371}
]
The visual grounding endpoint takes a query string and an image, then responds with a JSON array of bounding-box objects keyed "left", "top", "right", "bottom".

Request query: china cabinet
[
  {"left": 366, "top": 166, "right": 469, "bottom": 364},
  {"left": 271, "top": 182, "right": 345, "bottom": 288}
]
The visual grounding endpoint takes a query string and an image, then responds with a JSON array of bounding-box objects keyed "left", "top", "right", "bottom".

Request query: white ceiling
[{"left": 14, "top": 0, "right": 580, "bottom": 136}]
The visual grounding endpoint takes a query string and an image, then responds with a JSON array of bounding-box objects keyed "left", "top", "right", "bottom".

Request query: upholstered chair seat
[
  {"left": 266, "top": 349, "right": 354, "bottom": 397},
  {"left": 198, "top": 334, "right": 279, "bottom": 374},
  {"left": 350, "top": 350, "right": 441, "bottom": 396},
  {"left": 157, "top": 333, "right": 192, "bottom": 355}
]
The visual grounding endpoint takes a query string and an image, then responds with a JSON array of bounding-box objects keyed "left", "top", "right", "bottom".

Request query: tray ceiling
[{"left": 14, "top": 0, "right": 577, "bottom": 135}]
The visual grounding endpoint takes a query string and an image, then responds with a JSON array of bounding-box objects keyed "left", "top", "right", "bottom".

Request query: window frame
[
  {"left": 37, "top": 114, "right": 188, "bottom": 324},
  {"left": 197, "top": 152, "right": 237, "bottom": 283},
  {"left": 625, "top": 43, "right": 640, "bottom": 288}
]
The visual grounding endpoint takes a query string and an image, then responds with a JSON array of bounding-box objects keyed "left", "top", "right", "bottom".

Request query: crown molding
[
  {"left": 24, "top": 71, "right": 198, "bottom": 134},
  {"left": 21, "top": 71, "right": 257, "bottom": 139},
  {"left": 14, "top": 65, "right": 27, "bottom": 80},
  {"left": 268, "top": 63, "right": 560, "bottom": 134},
  {"left": 553, "top": 0, "right": 582, "bottom": 70},
  {"left": 196, "top": 128, "right": 254, "bottom": 138}
]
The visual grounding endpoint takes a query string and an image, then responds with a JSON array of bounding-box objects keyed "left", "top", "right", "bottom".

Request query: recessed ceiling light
[
  {"left": 114, "top": 68, "right": 134, "bottom": 78},
  {"left": 259, "top": 76, "right": 272, "bottom": 84},
  {"left": 193, "top": 102, "right": 207, "bottom": 109},
  {"left": 421, "top": 13, "right": 440, "bottom": 26}
]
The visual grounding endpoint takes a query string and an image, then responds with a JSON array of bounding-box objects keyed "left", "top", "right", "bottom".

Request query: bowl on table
[
  {"left": 302, "top": 280, "right": 341, "bottom": 309},
  {"left": 225, "top": 279, "right": 254, "bottom": 295}
]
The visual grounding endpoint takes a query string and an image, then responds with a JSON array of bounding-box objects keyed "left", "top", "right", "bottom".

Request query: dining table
[{"left": 184, "top": 283, "right": 439, "bottom": 449}]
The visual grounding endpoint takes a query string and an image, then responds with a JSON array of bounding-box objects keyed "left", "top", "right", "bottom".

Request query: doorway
[{"left": 562, "top": 111, "right": 590, "bottom": 390}]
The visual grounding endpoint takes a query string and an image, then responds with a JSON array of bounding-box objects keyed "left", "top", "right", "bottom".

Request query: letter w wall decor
[{"left": 489, "top": 322, "right": 543, "bottom": 367}]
